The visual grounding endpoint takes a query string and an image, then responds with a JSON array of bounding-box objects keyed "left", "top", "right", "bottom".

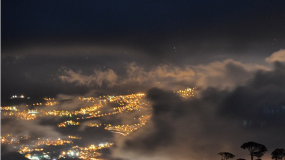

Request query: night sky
[{"left": 2, "top": 1, "right": 285, "bottom": 160}]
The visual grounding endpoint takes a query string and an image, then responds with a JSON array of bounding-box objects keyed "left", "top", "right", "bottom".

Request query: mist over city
[{"left": 2, "top": 1, "right": 285, "bottom": 160}]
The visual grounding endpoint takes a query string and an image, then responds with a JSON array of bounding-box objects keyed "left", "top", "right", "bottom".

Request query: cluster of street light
[
  {"left": 2, "top": 110, "right": 38, "bottom": 120},
  {"left": 104, "top": 114, "right": 152, "bottom": 136},
  {"left": 1, "top": 133, "right": 30, "bottom": 145},
  {"left": 176, "top": 87, "right": 196, "bottom": 99},
  {"left": 57, "top": 120, "right": 80, "bottom": 127},
  {"left": 1, "top": 106, "right": 18, "bottom": 111},
  {"left": 17, "top": 138, "right": 113, "bottom": 160},
  {"left": 68, "top": 135, "right": 81, "bottom": 140},
  {"left": 34, "top": 138, "right": 73, "bottom": 146},
  {"left": 88, "top": 123, "right": 102, "bottom": 127},
  {"left": 58, "top": 143, "right": 114, "bottom": 159}
]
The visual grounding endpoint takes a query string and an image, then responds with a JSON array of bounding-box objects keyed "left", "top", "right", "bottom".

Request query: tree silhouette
[
  {"left": 241, "top": 141, "right": 267, "bottom": 160},
  {"left": 271, "top": 148, "right": 285, "bottom": 160},
  {"left": 219, "top": 152, "right": 235, "bottom": 160},
  {"left": 254, "top": 151, "right": 265, "bottom": 160},
  {"left": 236, "top": 158, "right": 246, "bottom": 160}
]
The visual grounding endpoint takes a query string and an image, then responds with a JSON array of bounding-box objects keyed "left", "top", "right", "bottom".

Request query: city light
[{"left": 2, "top": 88, "right": 195, "bottom": 159}]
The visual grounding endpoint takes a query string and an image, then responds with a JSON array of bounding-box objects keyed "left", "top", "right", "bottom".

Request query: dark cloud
[
  {"left": 220, "top": 61, "right": 285, "bottom": 126},
  {"left": 110, "top": 60, "right": 285, "bottom": 160}
]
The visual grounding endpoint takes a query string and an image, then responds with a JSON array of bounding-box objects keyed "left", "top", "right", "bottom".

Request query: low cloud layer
[
  {"left": 1, "top": 119, "right": 63, "bottom": 140},
  {"left": 265, "top": 49, "right": 285, "bottom": 63},
  {"left": 59, "top": 59, "right": 269, "bottom": 92},
  {"left": 108, "top": 52, "right": 285, "bottom": 160},
  {"left": 60, "top": 68, "right": 118, "bottom": 87}
]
